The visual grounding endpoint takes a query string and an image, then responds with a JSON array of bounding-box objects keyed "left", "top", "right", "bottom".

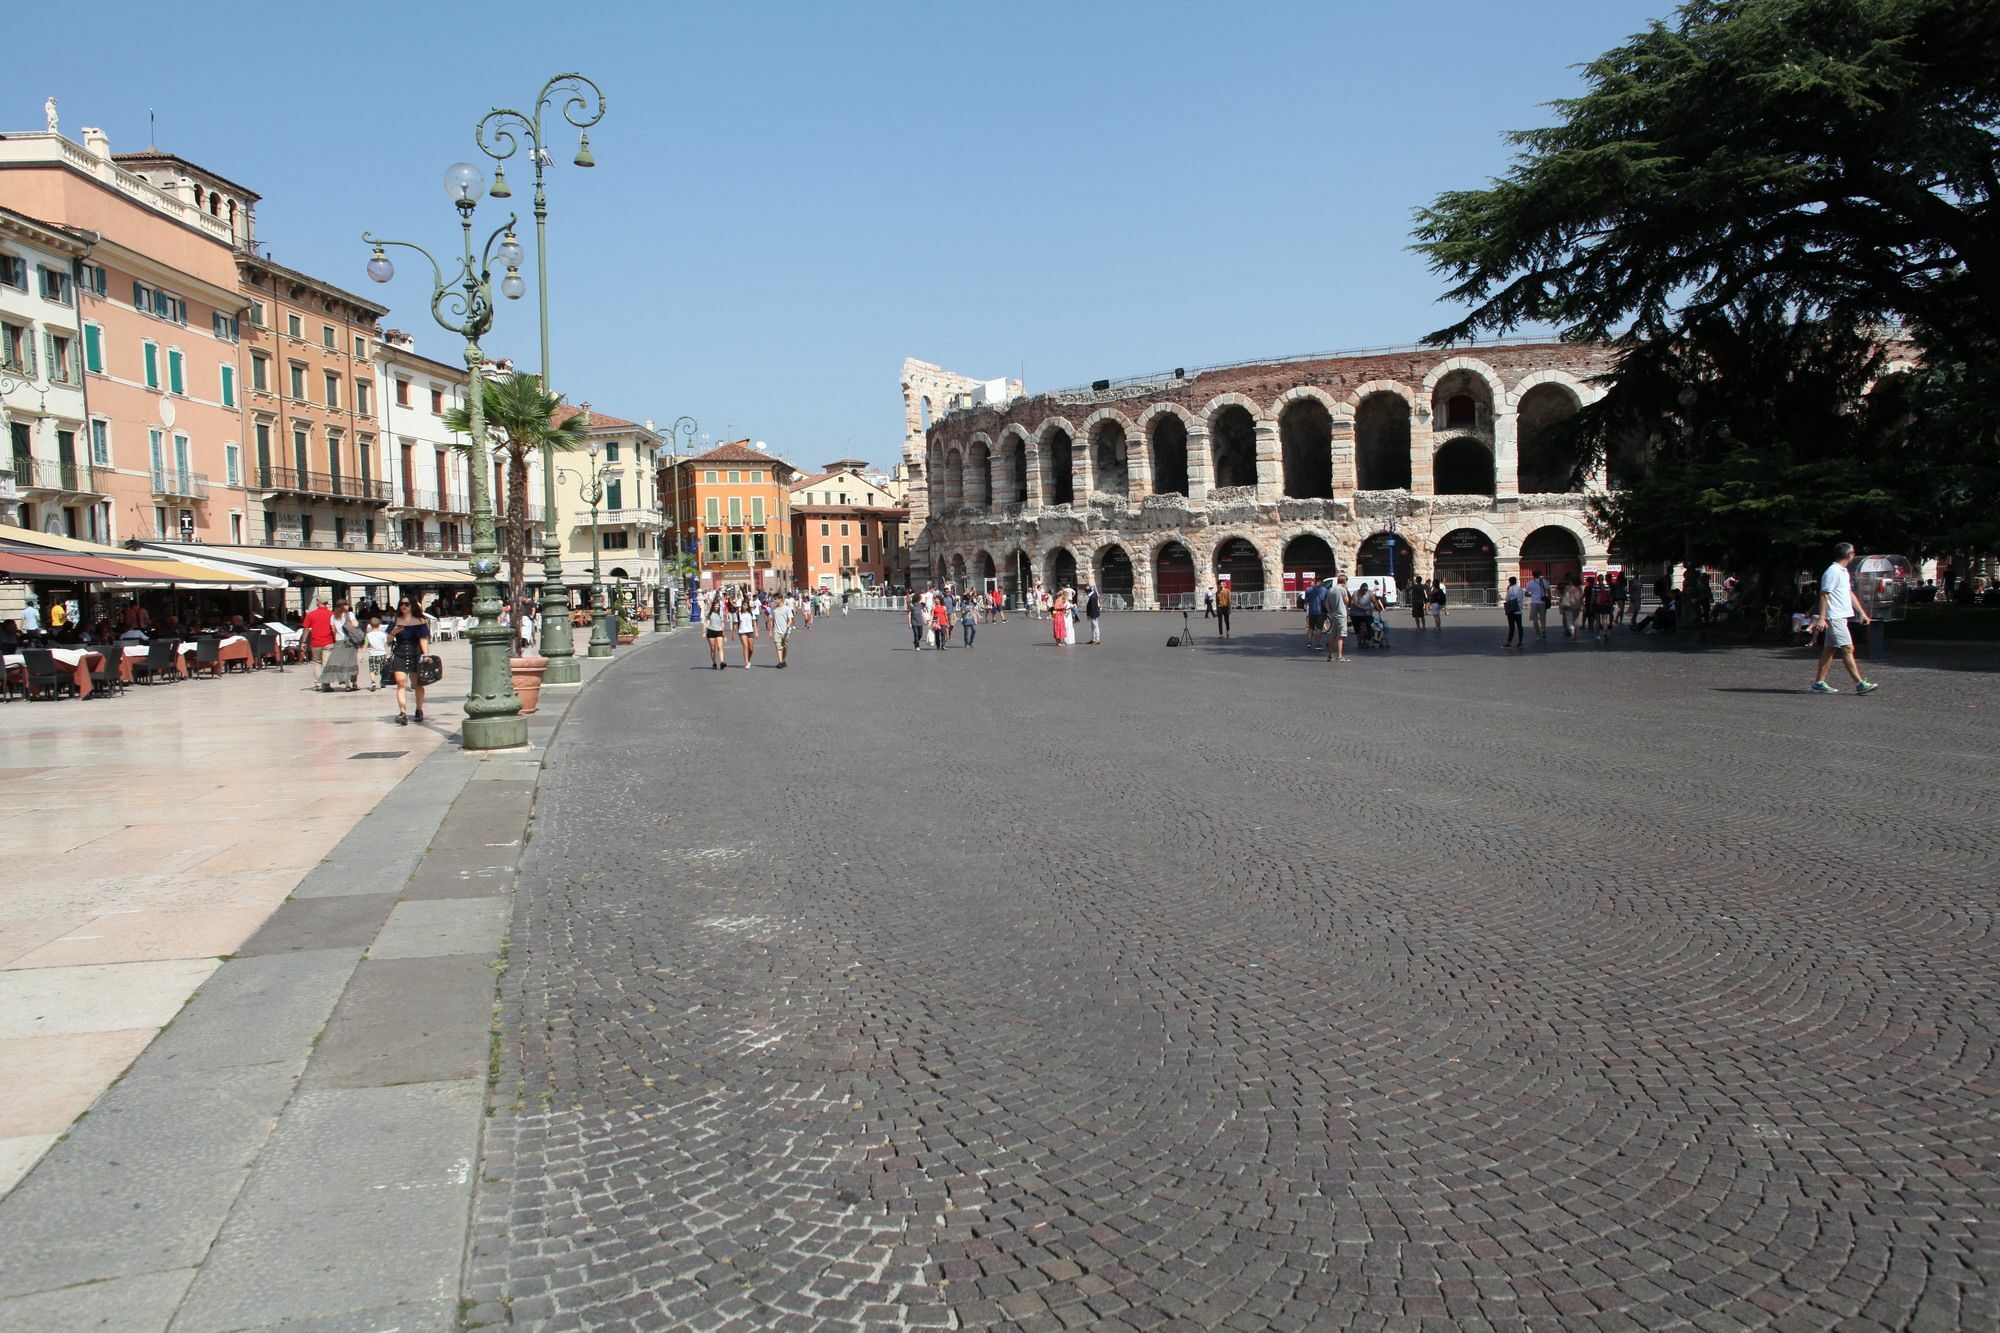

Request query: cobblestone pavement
[{"left": 468, "top": 611, "right": 1997, "bottom": 1331}]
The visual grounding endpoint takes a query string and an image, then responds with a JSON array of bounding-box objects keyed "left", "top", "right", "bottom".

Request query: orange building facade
[
  {"left": 0, "top": 128, "right": 253, "bottom": 544},
  {"left": 660, "top": 440, "right": 796, "bottom": 592}
]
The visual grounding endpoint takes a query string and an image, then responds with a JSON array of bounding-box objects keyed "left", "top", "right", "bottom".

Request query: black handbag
[{"left": 418, "top": 654, "right": 442, "bottom": 685}]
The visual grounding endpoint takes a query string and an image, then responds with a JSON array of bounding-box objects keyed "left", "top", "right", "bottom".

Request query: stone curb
[{"left": 0, "top": 634, "right": 676, "bottom": 1333}]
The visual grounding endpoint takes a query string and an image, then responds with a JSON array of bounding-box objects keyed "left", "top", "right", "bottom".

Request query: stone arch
[
  {"left": 1213, "top": 534, "right": 1266, "bottom": 595},
  {"left": 950, "top": 553, "right": 968, "bottom": 586},
  {"left": 1046, "top": 546, "right": 1079, "bottom": 590},
  {"left": 1277, "top": 395, "right": 1334, "bottom": 499},
  {"left": 1353, "top": 389, "right": 1413, "bottom": 490},
  {"left": 998, "top": 547, "right": 1031, "bottom": 602},
  {"left": 976, "top": 549, "right": 997, "bottom": 589},
  {"left": 1204, "top": 397, "right": 1259, "bottom": 490},
  {"left": 1515, "top": 382, "right": 1586, "bottom": 493},
  {"left": 997, "top": 426, "right": 1030, "bottom": 505},
  {"left": 1095, "top": 543, "right": 1135, "bottom": 600},
  {"left": 1143, "top": 407, "right": 1191, "bottom": 496},
  {"left": 1281, "top": 532, "right": 1340, "bottom": 594},
  {"left": 1431, "top": 527, "right": 1500, "bottom": 602},
  {"left": 1432, "top": 437, "right": 1495, "bottom": 495},
  {"left": 1154, "top": 538, "right": 1197, "bottom": 607},
  {"left": 1083, "top": 411, "right": 1132, "bottom": 500},
  {"left": 941, "top": 445, "right": 965, "bottom": 508},
  {"left": 1356, "top": 530, "right": 1418, "bottom": 580},
  {"left": 1034, "top": 419, "right": 1077, "bottom": 507},
  {"left": 966, "top": 438, "right": 992, "bottom": 509},
  {"left": 1421, "top": 356, "right": 1506, "bottom": 427},
  {"left": 1519, "top": 524, "right": 1585, "bottom": 586}
]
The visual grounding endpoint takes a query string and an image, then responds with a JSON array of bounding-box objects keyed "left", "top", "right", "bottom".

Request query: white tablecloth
[
  {"left": 178, "top": 636, "right": 248, "bottom": 654},
  {"left": 3, "top": 648, "right": 92, "bottom": 669}
]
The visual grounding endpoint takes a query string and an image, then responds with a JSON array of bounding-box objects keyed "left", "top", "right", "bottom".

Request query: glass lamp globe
[
  {"left": 501, "top": 272, "right": 526, "bottom": 300},
  {"left": 365, "top": 250, "right": 394, "bottom": 284},
  {"left": 443, "top": 162, "right": 486, "bottom": 205},
  {"left": 495, "top": 233, "right": 525, "bottom": 269},
  {"left": 585, "top": 437, "right": 600, "bottom": 460}
]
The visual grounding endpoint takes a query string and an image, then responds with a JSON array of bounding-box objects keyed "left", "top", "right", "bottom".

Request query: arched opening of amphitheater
[
  {"left": 1092, "top": 423, "right": 1128, "bottom": 499},
  {"left": 1433, "top": 437, "right": 1495, "bottom": 496},
  {"left": 1044, "top": 431, "right": 1075, "bottom": 506},
  {"left": 1097, "top": 545, "right": 1134, "bottom": 601},
  {"left": 1009, "top": 550, "right": 1032, "bottom": 601},
  {"left": 1355, "top": 392, "right": 1411, "bottom": 490},
  {"left": 1215, "top": 538, "right": 1265, "bottom": 597},
  {"left": 1155, "top": 542, "right": 1195, "bottom": 606},
  {"left": 1005, "top": 441, "right": 1028, "bottom": 504},
  {"left": 977, "top": 551, "right": 997, "bottom": 593},
  {"left": 1280, "top": 399, "right": 1332, "bottom": 499},
  {"left": 1516, "top": 384, "right": 1585, "bottom": 494},
  {"left": 1150, "top": 416, "right": 1189, "bottom": 496},
  {"left": 1520, "top": 526, "right": 1584, "bottom": 587},
  {"left": 951, "top": 554, "right": 968, "bottom": 587},
  {"left": 1282, "top": 535, "right": 1338, "bottom": 600},
  {"left": 1211, "top": 406, "right": 1256, "bottom": 490},
  {"left": 1357, "top": 532, "right": 1413, "bottom": 583},
  {"left": 1433, "top": 529, "right": 1497, "bottom": 603},
  {"left": 966, "top": 442, "right": 992, "bottom": 508},
  {"left": 1046, "top": 548, "right": 1078, "bottom": 590}
]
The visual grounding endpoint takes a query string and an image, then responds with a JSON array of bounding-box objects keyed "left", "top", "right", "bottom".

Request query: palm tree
[{"left": 443, "top": 372, "right": 589, "bottom": 655}]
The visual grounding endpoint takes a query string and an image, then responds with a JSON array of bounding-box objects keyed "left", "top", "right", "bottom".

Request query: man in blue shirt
[{"left": 1302, "top": 579, "right": 1329, "bottom": 650}]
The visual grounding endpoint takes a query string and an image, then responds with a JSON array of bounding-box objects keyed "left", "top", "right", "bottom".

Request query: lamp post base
[
  {"left": 543, "top": 656, "right": 581, "bottom": 685},
  {"left": 587, "top": 637, "right": 614, "bottom": 658},
  {"left": 461, "top": 714, "right": 530, "bottom": 751}
]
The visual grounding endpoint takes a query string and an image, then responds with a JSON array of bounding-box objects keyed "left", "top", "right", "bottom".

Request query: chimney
[{"left": 81, "top": 127, "right": 110, "bottom": 160}]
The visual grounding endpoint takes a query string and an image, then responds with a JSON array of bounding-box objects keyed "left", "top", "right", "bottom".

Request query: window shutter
[
  {"left": 221, "top": 364, "right": 235, "bottom": 407},
  {"left": 133, "top": 280, "right": 145, "bottom": 309},
  {"left": 83, "top": 323, "right": 102, "bottom": 373},
  {"left": 143, "top": 342, "right": 157, "bottom": 387},
  {"left": 168, "top": 349, "right": 184, "bottom": 395},
  {"left": 22, "top": 331, "right": 36, "bottom": 378}
]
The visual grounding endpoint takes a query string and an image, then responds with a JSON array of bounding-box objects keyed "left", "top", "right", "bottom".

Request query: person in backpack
[
  {"left": 1503, "top": 576, "right": 1524, "bottom": 648},
  {"left": 1085, "top": 584, "right": 1102, "bottom": 644}
]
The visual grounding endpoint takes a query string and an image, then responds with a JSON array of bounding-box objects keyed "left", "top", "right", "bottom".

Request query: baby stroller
[{"left": 1354, "top": 609, "right": 1390, "bottom": 649}]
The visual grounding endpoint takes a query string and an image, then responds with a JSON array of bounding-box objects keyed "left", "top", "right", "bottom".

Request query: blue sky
[{"left": 7, "top": 0, "right": 1670, "bottom": 471}]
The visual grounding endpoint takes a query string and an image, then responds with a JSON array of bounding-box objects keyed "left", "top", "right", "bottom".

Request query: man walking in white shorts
[{"left": 1811, "top": 541, "right": 1878, "bottom": 695}]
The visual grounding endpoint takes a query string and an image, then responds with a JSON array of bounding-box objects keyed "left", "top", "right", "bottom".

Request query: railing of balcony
[
  {"left": 399, "top": 533, "right": 472, "bottom": 555},
  {"left": 251, "top": 536, "right": 397, "bottom": 553},
  {"left": 151, "top": 468, "right": 210, "bottom": 500},
  {"left": 13, "top": 456, "right": 95, "bottom": 492},
  {"left": 255, "top": 466, "right": 391, "bottom": 502},
  {"left": 396, "top": 487, "right": 472, "bottom": 514}
]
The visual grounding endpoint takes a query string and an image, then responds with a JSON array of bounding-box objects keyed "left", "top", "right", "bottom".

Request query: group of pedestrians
[
  {"left": 700, "top": 586, "right": 819, "bottom": 670},
  {"left": 298, "top": 592, "right": 433, "bottom": 724},
  {"left": 904, "top": 581, "right": 1102, "bottom": 650}
]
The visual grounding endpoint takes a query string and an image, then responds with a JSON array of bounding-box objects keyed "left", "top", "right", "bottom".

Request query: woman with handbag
[
  {"left": 389, "top": 597, "right": 430, "bottom": 725},
  {"left": 318, "top": 599, "right": 364, "bottom": 692}
]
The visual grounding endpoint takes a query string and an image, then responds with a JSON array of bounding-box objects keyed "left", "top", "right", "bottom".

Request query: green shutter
[
  {"left": 143, "top": 342, "right": 158, "bottom": 388},
  {"left": 83, "top": 323, "right": 102, "bottom": 373},
  {"left": 168, "top": 349, "right": 184, "bottom": 395},
  {"left": 221, "top": 364, "right": 235, "bottom": 407}
]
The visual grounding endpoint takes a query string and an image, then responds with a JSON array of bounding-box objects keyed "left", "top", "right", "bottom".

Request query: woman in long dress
[
  {"left": 318, "top": 598, "right": 362, "bottom": 692},
  {"left": 1051, "top": 587, "right": 1070, "bottom": 645}
]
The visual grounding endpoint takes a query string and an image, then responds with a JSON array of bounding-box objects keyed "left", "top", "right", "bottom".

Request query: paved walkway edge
[{"left": 0, "top": 633, "right": 676, "bottom": 1333}]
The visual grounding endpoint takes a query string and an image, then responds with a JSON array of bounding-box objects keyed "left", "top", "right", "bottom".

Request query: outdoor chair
[
  {"left": 249, "top": 629, "right": 277, "bottom": 670},
  {"left": 194, "top": 638, "right": 220, "bottom": 677},
  {"left": 20, "top": 648, "right": 73, "bottom": 700},
  {"left": 142, "top": 640, "right": 181, "bottom": 684},
  {"left": 87, "top": 645, "right": 126, "bottom": 697}
]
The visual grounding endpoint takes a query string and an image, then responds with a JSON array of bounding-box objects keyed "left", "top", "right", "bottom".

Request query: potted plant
[
  {"left": 616, "top": 617, "right": 640, "bottom": 645},
  {"left": 443, "top": 372, "right": 590, "bottom": 714}
]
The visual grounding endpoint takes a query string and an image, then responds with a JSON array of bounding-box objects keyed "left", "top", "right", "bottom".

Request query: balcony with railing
[
  {"left": 13, "top": 455, "right": 98, "bottom": 494},
  {"left": 255, "top": 466, "right": 391, "bottom": 504},
  {"left": 151, "top": 468, "right": 210, "bottom": 501},
  {"left": 399, "top": 532, "right": 471, "bottom": 557},
  {"left": 397, "top": 487, "right": 470, "bottom": 515},
  {"left": 250, "top": 535, "right": 397, "bottom": 553},
  {"left": 575, "top": 505, "right": 664, "bottom": 529}
]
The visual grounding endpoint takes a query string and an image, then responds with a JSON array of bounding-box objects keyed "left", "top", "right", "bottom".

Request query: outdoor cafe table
[
  {"left": 2, "top": 646, "right": 132, "bottom": 699},
  {"left": 179, "top": 635, "right": 254, "bottom": 676}
]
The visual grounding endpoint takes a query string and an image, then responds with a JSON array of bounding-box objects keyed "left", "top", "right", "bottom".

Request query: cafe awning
[
  {"left": 135, "top": 543, "right": 476, "bottom": 588},
  {"left": 0, "top": 527, "right": 285, "bottom": 588}
]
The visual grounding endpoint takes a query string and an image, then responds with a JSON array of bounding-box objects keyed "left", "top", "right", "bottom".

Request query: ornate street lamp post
[
  {"left": 559, "top": 438, "right": 613, "bottom": 657},
  {"left": 476, "top": 72, "right": 604, "bottom": 686},
  {"left": 654, "top": 415, "right": 698, "bottom": 631},
  {"left": 364, "top": 163, "right": 529, "bottom": 751}
]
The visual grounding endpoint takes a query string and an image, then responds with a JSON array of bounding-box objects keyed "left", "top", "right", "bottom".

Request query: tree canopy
[{"left": 1413, "top": 0, "right": 2000, "bottom": 570}]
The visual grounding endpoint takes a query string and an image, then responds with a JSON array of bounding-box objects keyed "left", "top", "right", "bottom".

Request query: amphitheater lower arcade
[{"left": 918, "top": 343, "right": 1634, "bottom": 608}]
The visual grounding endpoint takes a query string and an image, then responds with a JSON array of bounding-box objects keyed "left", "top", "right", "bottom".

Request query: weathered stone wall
[{"left": 921, "top": 343, "right": 1623, "bottom": 604}]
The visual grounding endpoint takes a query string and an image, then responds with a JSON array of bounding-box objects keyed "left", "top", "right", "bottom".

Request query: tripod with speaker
[{"left": 1167, "top": 607, "right": 1194, "bottom": 648}]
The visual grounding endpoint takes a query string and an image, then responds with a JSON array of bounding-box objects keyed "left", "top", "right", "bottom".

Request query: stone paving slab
[
  {"left": 234, "top": 893, "right": 397, "bottom": 957},
  {"left": 170, "top": 1080, "right": 483, "bottom": 1333},
  {"left": 0, "top": 1265, "right": 195, "bottom": 1333},
  {"left": 0, "top": 958, "right": 220, "bottom": 1039},
  {"left": 297, "top": 954, "right": 494, "bottom": 1091},
  {"left": 399, "top": 857, "right": 517, "bottom": 899},
  {"left": 135, "top": 949, "right": 359, "bottom": 1078},
  {"left": 0, "top": 1062, "right": 300, "bottom": 1295},
  {"left": 289, "top": 852, "right": 427, "bottom": 899},
  {"left": 367, "top": 897, "right": 512, "bottom": 960}
]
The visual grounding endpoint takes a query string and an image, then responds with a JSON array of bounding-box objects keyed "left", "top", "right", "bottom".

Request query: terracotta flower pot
[
  {"left": 509, "top": 654, "right": 548, "bottom": 714},
  {"left": 616, "top": 633, "right": 638, "bottom": 645}
]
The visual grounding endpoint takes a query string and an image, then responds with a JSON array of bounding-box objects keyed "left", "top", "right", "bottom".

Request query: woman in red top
[
  {"left": 929, "top": 598, "right": 950, "bottom": 650},
  {"left": 1051, "top": 587, "right": 1070, "bottom": 645}
]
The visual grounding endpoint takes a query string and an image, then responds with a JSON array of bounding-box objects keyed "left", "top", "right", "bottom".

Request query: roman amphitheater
[{"left": 905, "top": 341, "right": 1633, "bottom": 608}]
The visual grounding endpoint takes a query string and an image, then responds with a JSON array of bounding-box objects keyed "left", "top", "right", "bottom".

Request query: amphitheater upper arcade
[{"left": 917, "top": 342, "right": 1628, "bottom": 607}]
